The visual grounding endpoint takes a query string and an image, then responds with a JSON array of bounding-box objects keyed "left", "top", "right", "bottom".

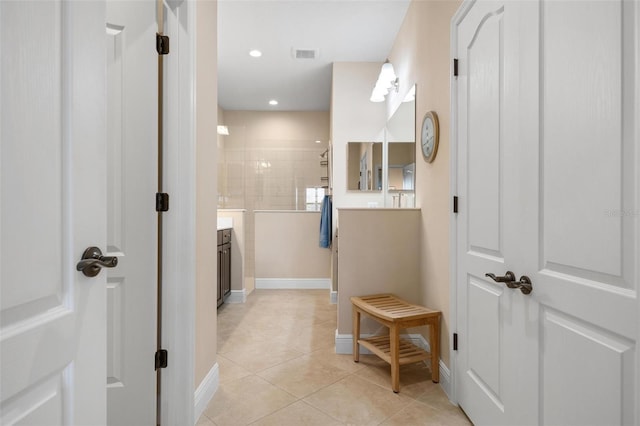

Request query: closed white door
[
  {"left": 454, "top": 0, "right": 638, "bottom": 424},
  {"left": 0, "top": 1, "right": 108, "bottom": 424},
  {"left": 105, "top": 1, "right": 158, "bottom": 424},
  {"left": 454, "top": 2, "right": 525, "bottom": 423}
]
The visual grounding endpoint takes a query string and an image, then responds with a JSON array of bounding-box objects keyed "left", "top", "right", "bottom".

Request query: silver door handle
[{"left": 76, "top": 246, "right": 118, "bottom": 277}]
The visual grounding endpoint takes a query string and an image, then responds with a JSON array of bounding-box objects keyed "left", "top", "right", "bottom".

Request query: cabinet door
[{"left": 222, "top": 243, "right": 231, "bottom": 297}]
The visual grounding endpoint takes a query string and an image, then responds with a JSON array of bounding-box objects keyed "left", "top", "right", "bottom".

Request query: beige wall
[
  {"left": 255, "top": 211, "right": 331, "bottom": 279},
  {"left": 385, "top": 0, "right": 462, "bottom": 367},
  {"left": 195, "top": 0, "right": 218, "bottom": 389},
  {"left": 217, "top": 105, "right": 226, "bottom": 205},
  {"left": 337, "top": 209, "right": 421, "bottom": 334},
  {"left": 218, "top": 209, "right": 248, "bottom": 293}
]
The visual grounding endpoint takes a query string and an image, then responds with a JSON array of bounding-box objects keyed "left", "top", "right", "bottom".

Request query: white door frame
[
  {"left": 159, "top": 0, "right": 197, "bottom": 424},
  {"left": 448, "top": 0, "right": 474, "bottom": 407}
]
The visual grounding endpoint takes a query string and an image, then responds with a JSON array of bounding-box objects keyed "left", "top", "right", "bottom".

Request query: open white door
[
  {"left": 454, "top": 0, "right": 638, "bottom": 424},
  {"left": 105, "top": 1, "right": 158, "bottom": 424},
  {"left": 1, "top": 1, "right": 107, "bottom": 424}
]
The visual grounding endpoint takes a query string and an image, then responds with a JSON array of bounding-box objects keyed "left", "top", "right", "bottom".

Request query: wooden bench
[{"left": 351, "top": 293, "right": 441, "bottom": 393}]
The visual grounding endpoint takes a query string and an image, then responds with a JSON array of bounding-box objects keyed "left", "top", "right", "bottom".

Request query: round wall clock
[{"left": 420, "top": 111, "right": 439, "bottom": 163}]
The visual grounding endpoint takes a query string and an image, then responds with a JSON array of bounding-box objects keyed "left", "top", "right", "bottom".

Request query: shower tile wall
[{"left": 218, "top": 125, "right": 327, "bottom": 282}]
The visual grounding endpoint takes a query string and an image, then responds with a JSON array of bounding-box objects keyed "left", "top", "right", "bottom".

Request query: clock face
[{"left": 421, "top": 111, "right": 439, "bottom": 162}]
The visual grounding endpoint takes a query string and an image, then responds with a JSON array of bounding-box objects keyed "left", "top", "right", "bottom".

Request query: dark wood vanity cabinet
[{"left": 217, "top": 229, "right": 231, "bottom": 308}]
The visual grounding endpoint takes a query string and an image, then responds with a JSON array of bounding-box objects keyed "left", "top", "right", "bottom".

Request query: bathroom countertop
[{"left": 217, "top": 217, "right": 233, "bottom": 230}]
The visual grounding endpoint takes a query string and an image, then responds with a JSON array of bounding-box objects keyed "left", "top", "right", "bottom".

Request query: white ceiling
[{"left": 217, "top": 0, "right": 411, "bottom": 111}]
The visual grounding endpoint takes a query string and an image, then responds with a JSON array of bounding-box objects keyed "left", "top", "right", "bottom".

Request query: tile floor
[{"left": 198, "top": 289, "right": 471, "bottom": 426}]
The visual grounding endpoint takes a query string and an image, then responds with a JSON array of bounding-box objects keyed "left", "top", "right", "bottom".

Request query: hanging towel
[{"left": 319, "top": 195, "right": 332, "bottom": 248}]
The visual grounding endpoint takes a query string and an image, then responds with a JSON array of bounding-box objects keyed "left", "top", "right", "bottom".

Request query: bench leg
[
  {"left": 430, "top": 318, "right": 440, "bottom": 383},
  {"left": 352, "top": 307, "right": 360, "bottom": 362},
  {"left": 390, "top": 325, "right": 400, "bottom": 393}
]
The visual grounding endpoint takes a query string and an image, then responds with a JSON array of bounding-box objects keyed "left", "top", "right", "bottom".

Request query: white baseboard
[
  {"left": 255, "top": 278, "right": 331, "bottom": 290},
  {"left": 226, "top": 289, "right": 246, "bottom": 303},
  {"left": 330, "top": 290, "right": 337, "bottom": 304},
  {"left": 194, "top": 363, "right": 219, "bottom": 424},
  {"left": 335, "top": 332, "right": 451, "bottom": 396},
  {"left": 335, "top": 331, "right": 374, "bottom": 354},
  {"left": 438, "top": 359, "right": 452, "bottom": 400}
]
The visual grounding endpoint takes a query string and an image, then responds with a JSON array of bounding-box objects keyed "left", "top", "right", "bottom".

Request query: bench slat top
[{"left": 350, "top": 294, "right": 440, "bottom": 322}]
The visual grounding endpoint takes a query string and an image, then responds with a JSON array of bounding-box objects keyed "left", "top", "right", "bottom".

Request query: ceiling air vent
[{"left": 292, "top": 48, "right": 319, "bottom": 60}]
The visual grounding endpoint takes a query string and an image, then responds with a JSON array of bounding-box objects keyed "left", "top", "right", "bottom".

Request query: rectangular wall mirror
[
  {"left": 347, "top": 142, "right": 382, "bottom": 191},
  {"left": 386, "top": 96, "right": 415, "bottom": 192},
  {"left": 388, "top": 143, "right": 415, "bottom": 190},
  {"left": 385, "top": 85, "right": 416, "bottom": 206}
]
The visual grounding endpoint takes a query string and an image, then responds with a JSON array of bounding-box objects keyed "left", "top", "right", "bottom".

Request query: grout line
[
  {"left": 246, "top": 393, "right": 301, "bottom": 425},
  {"left": 299, "top": 398, "right": 348, "bottom": 425}
]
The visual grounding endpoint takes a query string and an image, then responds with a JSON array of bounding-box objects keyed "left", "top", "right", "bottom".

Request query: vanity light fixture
[
  {"left": 268, "top": 99, "right": 278, "bottom": 106},
  {"left": 249, "top": 49, "right": 262, "bottom": 57},
  {"left": 217, "top": 125, "right": 229, "bottom": 135},
  {"left": 370, "top": 61, "right": 399, "bottom": 103},
  {"left": 315, "top": 140, "right": 321, "bottom": 144}
]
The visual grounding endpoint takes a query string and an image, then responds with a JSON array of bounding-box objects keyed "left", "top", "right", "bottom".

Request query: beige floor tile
[
  {"left": 217, "top": 332, "right": 265, "bottom": 355},
  {"left": 432, "top": 407, "right": 472, "bottom": 426},
  {"left": 415, "top": 387, "right": 471, "bottom": 423},
  {"left": 217, "top": 354, "right": 251, "bottom": 383},
  {"left": 304, "top": 375, "right": 412, "bottom": 425},
  {"left": 196, "top": 413, "right": 216, "bottom": 425},
  {"left": 249, "top": 400, "right": 344, "bottom": 426},
  {"left": 284, "top": 321, "right": 337, "bottom": 354},
  {"left": 212, "top": 290, "right": 466, "bottom": 426},
  {"left": 379, "top": 400, "right": 470, "bottom": 426},
  {"left": 355, "top": 359, "right": 438, "bottom": 398},
  {"left": 258, "top": 355, "right": 350, "bottom": 398},
  {"left": 218, "top": 330, "right": 290, "bottom": 355},
  {"left": 228, "top": 346, "right": 304, "bottom": 373},
  {"left": 307, "top": 346, "right": 367, "bottom": 374},
  {"left": 204, "top": 375, "right": 297, "bottom": 426}
]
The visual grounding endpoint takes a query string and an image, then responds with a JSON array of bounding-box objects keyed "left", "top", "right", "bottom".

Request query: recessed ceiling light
[
  {"left": 268, "top": 99, "right": 278, "bottom": 106},
  {"left": 249, "top": 49, "right": 262, "bottom": 58}
]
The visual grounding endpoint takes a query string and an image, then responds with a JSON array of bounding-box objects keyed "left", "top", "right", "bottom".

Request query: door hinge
[
  {"left": 453, "top": 333, "right": 458, "bottom": 351},
  {"left": 453, "top": 58, "right": 459, "bottom": 77},
  {"left": 156, "top": 33, "right": 170, "bottom": 55},
  {"left": 156, "top": 193, "right": 169, "bottom": 212},
  {"left": 155, "top": 349, "right": 168, "bottom": 370},
  {"left": 453, "top": 196, "right": 458, "bottom": 213}
]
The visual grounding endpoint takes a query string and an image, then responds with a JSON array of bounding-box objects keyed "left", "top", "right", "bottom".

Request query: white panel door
[
  {"left": 105, "top": 1, "right": 157, "bottom": 425},
  {"left": 455, "top": 1, "right": 638, "bottom": 424},
  {"left": 454, "top": 1, "right": 527, "bottom": 423},
  {"left": 0, "top": 1, "right": 107, "bottom": 425},
  {"left": 529, "top": 1, "right": 637, "bottom": 423}
]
